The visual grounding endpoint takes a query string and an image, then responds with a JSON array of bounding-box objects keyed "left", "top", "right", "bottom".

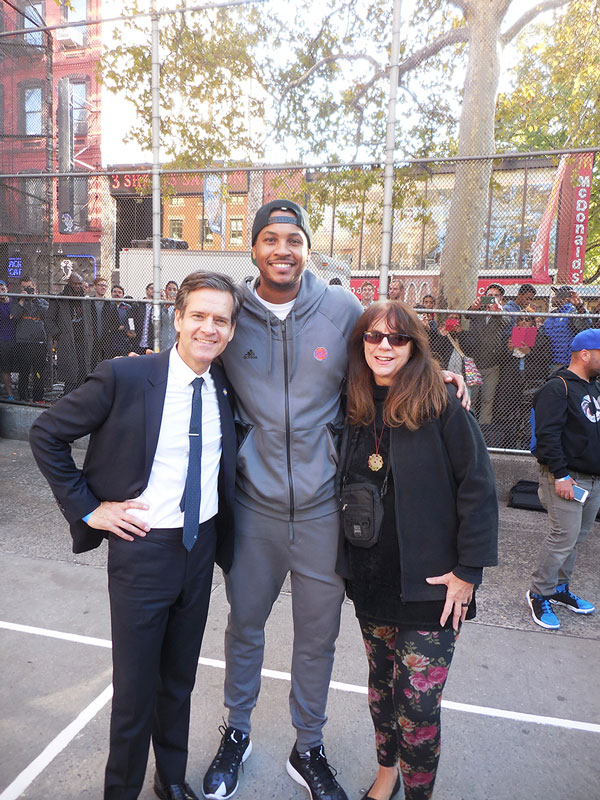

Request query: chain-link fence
[{"left": 1, "top": 2, "right": 599, "bottom": 453}]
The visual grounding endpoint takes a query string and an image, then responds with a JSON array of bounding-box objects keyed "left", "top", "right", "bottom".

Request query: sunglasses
[{"left": 363, "top": 330, "right": 412, "bottom": 346}]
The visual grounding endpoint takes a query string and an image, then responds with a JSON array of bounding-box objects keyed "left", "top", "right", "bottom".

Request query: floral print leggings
[{"left": 359, "top": 620, "right": 459, "bottom": 800}]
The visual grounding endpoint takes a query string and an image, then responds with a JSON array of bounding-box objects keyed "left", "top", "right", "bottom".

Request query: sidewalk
[{"left": 1, "top": 437, "right": 599, "bottom": 799}]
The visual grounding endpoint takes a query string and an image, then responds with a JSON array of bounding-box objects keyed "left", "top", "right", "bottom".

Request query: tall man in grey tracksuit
[
  {"left": 202, "top": 200, "right": 466, "bottom": 800},
  {"left": 202, "top": 201, "right": 362, "bottom": 800}
]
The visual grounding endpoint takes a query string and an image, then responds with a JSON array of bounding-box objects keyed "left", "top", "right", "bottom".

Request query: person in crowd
[
  {"left": 0, "top": 280, "right": 16, "bottom": 399},
  {"left": 388, "top": 277, "right": 404, "bottom": 301},
  {"left": 200, "top": 200, "right": 467, "bottom": 800},
  {"left": 47, "top": 272, "right": 93, "bottom": 396},
  {"left": 11, "top": 276, "right": 49, "bottom": 403},
  {"left": 30, "top": 272, "right": 241, "bottom": 800},
  {"left": 360, "top": 281, "right": 376, "bottom": 308},
  {"left": 104, "top": 285, "right": 136, "bottom": 358},
  {"left": 336, "top": 300, "right": 497, "bottom": 800},
  {"left": 160, "top": 280, "right": 179, "bottom": 351},
  {"left": 134, "top": 282, "right": 155, "bottom": 353},
  {"left": 495, "top": 310, "right": 552, "bottom": 449},
  {"left": 459, "top": 283, "right": 506, "bottom": 425},
  {"left": 421, "top": 294, "right": 436, "bottom": 311},
  {"left": 91, "top": 276, "right": 109, "bottom": 367},
  {"left": 544, "top": 285, "right": 589, "bottom": 371},
  {"left": 503, "top": 283, "right": 537, "bottom": 316},
  {"left": 527, "top": 328, "right": 600, "bottom": 629}
]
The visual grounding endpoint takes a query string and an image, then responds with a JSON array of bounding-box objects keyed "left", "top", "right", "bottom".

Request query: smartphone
[
  {"left": 479, "top": 295, "right": 494, "bottom": 306},
  {"left": 572, "top": 484, "right": 589, "bottom": 504}
]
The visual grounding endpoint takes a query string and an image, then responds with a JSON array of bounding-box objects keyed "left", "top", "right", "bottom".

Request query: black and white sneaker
[
  {"left": 286, "top": 744, "right": 348, "bottom": 800},
  {"left": 202, "top": 725, "right": 252, "bottom": 799}
]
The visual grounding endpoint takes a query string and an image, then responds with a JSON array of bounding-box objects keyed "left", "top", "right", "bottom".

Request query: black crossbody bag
[{"left": 339, "top": 428, "right": 390, "bottom": 549}]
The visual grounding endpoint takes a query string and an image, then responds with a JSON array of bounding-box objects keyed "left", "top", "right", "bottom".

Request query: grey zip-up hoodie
[{"left": 221, "top": 270, "right": 363, "bottom": 521}]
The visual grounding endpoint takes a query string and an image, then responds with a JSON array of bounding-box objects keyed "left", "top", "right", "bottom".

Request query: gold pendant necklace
[{"left": 368, "top": 416, "right": 386, "bottom": 471}]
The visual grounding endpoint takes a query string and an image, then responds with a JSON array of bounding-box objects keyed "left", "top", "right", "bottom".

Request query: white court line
[
  {"left": 0, "top": 621, "right": 112, "bottom": 649},
  {"left": 3, "top": 620, "right": 600, "bottom": 733},
  {"left": 2, "top": 612, "right": 600, "bottom": 800},
  {"left": 0, "top": 685, "right": 113, "bottom": 800}
]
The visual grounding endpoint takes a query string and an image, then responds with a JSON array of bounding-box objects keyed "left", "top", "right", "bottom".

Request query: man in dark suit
[
  {"left": 30, "top": 271, "right": 243, "bottom": 800},
  {"left": 133, "top": 281, "right": 155, "bottom": 353}
]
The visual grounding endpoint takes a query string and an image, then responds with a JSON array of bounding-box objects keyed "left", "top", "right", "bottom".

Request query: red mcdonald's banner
[{"left": 566, "top": 153, "right": 595, "bottom": 286}]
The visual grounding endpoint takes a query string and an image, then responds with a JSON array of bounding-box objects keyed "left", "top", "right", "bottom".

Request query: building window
[
  {"left": 71, "top": 81, "right": 87, "bottom": 136},
  {"left": 59, "top": 0, "right": 86, "bottom": 46},
  {"left": 22, "top": 85, "right": 44, "bottom": 135},
  {"left": 62, "top": 0, "right": 86, "bottom": 22},
  {"left": 24, "top": 3, "right": 44, "bottom": 47},
  {"left": 200, "top": 218, "right": 214, "bottom": 246},
  {"left": 170, "top": 196, "right": 185, "bottom": 206},
  {"left": 229, "top": 217, "right": 243, "bottom": 246},
  {"left": 22, "top": 176, "right": 45, "bottom": 234},
  {"left": 169, "top": 219, "right": 183, "bottom": 239},
  {"left": 73, "top": 175, "right": 88, "bottom": 230}
]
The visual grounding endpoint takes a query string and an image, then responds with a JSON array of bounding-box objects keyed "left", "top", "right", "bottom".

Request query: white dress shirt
[{"left": 131, "top": 345, "right": 222, "bottom": 529}]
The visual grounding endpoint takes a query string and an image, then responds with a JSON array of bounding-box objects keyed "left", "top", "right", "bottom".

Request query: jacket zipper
[
  {"left": 282, "top": 319, "right": 295, "bottom": 522},
  {"left": 389, "top": 430, "right": 405, "bottom": 602}
]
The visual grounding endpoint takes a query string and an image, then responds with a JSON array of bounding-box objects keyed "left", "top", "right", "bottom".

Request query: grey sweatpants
[
  {"left": 531, "top": 466, "right": 600, "bottom": 596},
  {"left": 223, "top": 502, "right": 345, "bottom": 751}
]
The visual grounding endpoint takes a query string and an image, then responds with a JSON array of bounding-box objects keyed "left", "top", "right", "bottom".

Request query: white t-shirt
[{"left": 253, "top": 287, "right": 296, "bottom": 320}]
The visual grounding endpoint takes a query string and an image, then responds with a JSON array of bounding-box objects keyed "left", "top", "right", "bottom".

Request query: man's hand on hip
[{"left": 87, "top": 500, "right": 150, "bottom": 541}]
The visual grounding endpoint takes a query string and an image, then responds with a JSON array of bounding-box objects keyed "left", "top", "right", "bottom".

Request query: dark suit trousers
[{"left": 104, "top": 519, "right": 216, "bottom": 800}]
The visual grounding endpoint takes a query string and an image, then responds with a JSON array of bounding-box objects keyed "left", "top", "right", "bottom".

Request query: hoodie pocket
[{"left": 235, "top": 421, "right": 254, "bottom": 452}]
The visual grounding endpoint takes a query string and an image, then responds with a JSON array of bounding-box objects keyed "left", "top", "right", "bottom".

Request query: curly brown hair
[{"left": 346, "top": 300, "right": 448, "bottom": 430}]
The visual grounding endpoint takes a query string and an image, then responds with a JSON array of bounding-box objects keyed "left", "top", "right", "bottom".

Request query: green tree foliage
[
  {"left": 100, "top": 3, "right": 268, "bottom": 166},
  {"left": 101, "top": 1, "right": 592, "bottom": 303},
  {"left": 495, "top": 0, "right": 600, "bottom": 282}
]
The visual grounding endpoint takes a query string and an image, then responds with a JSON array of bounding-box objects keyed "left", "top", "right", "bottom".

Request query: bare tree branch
[
  {"left": 275, "top": 53, "right": 381, "bottom": 128},
  {"left": 500, "top": 0, "right": 574, "bottom": 46},
  {"left": 349, "top": 68, "right": 386, "bottom": 110},
  {"left": 396, "top": 25, "right": 469, "bottom": 81}
]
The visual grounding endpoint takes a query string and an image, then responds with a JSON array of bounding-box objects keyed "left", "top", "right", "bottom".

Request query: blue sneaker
[
  {"left": 550, "top": 583, "right": 595, "bottom": 614},
  {"left": 526, "top": 590, "right": 560, "bottom": 629}
]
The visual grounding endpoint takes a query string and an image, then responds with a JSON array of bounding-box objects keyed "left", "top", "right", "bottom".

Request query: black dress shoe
[
  {"left": 364, "top": 770, "right": 401, "bottom": 800},
  {"left": 154, "top": 771, "right": 199, "bottom": 800}
]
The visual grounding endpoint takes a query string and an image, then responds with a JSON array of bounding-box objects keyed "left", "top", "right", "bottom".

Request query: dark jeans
[{"left": 17, "top": 341, "right": 47, "bottom": 401}]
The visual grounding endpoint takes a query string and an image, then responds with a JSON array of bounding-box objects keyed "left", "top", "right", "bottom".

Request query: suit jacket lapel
[
  {"left": 212, "top": 365, "right": 235, "bottom": 503},
  {"left": 143, "top": 348, "right": 171, "bottom": 481}
]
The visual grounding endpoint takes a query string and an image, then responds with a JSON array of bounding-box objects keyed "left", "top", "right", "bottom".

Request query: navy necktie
[{"left": 180, "top": 376, "right": 204, "bottom": 551}]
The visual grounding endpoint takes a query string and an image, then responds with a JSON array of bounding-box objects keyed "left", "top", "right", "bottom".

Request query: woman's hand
[
  {"left": 441, "top": 370, "right": 471, "bottom": 410},
  {"left": 426, "top": 572, "right": 474, "bottom": 631}
]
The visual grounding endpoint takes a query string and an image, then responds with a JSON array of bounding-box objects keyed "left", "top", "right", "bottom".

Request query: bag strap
[
  {"left": 447, "top": 334, "right": 466, "bottom": 359},
  {"left": 558, "top": 375, "right": 568, "bottom": 396},
  {"left": 341, "top": 425, "right": 391, "bottom": 498}
]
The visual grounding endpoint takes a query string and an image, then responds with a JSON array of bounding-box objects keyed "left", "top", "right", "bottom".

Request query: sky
[{"left": 98, "top": 0, "right": 565, "bottom": 168}]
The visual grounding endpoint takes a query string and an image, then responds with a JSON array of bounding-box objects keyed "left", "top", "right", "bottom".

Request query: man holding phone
[
  {"left": 527, "top": 328, "right": 600, "bottom": 629},
  {"left": 460, "top": 284, "right": 505, "bottom": 425}
]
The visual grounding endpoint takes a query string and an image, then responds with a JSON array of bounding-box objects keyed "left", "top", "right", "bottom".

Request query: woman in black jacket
[{"left": 336, "top": 301, "right": 498, "bottom": 800}]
